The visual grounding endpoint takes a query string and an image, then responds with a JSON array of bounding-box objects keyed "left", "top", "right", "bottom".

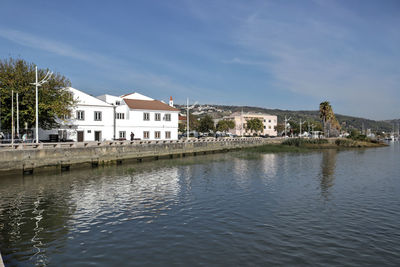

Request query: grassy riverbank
[{"left": 245, "top": 138, "right": 387, "bottom": 153}]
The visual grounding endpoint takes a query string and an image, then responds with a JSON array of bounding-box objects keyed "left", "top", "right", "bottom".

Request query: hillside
[{"left": 176, "top": 104, "right": 397, "bottom": 133}]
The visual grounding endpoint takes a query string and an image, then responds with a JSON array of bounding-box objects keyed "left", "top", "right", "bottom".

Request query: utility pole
[
  {"left": 311, "top": 123, "right": 315, "bottom": 138},
  {"left": 186, "top": 98, "right": 197, "bottom": 139},
  {"left": 299, "top": 119, "right": 305, "bottom": 138},
  {"left": 31, "top": 66, "right": 52, "bottom": 143},
  {"left": 0, "top": 88, "right": 2, "bottom": 132},
  {"left": 284, "top": 116, "right": 291, "bottom": 137},
  {"left": 11, "top": 90, "right": 14, "bottom": 144},
  {"left": 16, "top": 92, "right": 19, "bottom": 138},
  {"left": 241, "top": 108, "right": 244, "bottom": 136}
]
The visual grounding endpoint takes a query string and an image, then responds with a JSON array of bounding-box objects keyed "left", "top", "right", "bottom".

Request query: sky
[{"left": 0, "top": 0, "right": 399, "bottom": 120}]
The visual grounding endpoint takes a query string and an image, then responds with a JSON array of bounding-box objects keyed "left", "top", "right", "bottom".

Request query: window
[
  {"left": 164, "top": 114, "right": 171, "bottom": 121},
  {"left": 143, "top": 113, "right": 150, "bottom": 121},
  {"left": 143, "top": 131, "right": 150, "bottom": 139},
  {"left": 76, "top": 110, "right": 85, "bottom": 120},
  {"left": 155, "top": 131, "right": 161, "bottom": 139},
  {"left": 116, "top": 113, "right": 125, "bottom": 119},
  {"left": 119, "top": 131, "right": 126, "bottom": 139},
  {"left": 269, "top": 126, "right": 272, "bottom": 129},
  {"left": 264, "top": 126, "right": 266, "bottom": 129},
  {"left": 268, "top": 120, "right": 271, "bottom": 123},
  {"left": 115, "top": 101, "right": 120, "bottom": 105},
  {"left": 155, "top": 113, "right": 161, "bottom": 121},
  {"left": 165, "top": 131, "right": 171, "bottom": 139},
  {"left": 94, "top": 111, "right": 102, "bottom": 121}
]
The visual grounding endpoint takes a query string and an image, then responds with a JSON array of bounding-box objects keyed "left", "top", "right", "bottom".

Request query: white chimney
[{"left": 169, "top": 96, "right": 173, "bottom": 107}]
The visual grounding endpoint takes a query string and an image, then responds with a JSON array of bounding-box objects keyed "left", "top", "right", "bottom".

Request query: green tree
[
  {"left": 275, "top": 123, "right": 285, "bottom": 136},
  {"left": 246, "top": 118, "right": 264, "bottom": 135},
  {"left": 216, "top": 119, "right": 235, "bottom": 132},
  {"left": 188, "top": 114, "right": 199, "bottom": 131},
  {"left": 178, "top": 123, "right": 186, "bottom": 133},
  {"left": 319, "top": 101, "right": 340, "bottom": 137},
  {"left": 0, "top": 58, "right": 74, "bottom": 131},
  {"left": 197, "top": 115, "right": 215, "bottom": 133}
]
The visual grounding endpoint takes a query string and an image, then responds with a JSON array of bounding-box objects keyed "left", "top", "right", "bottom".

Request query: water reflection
[
  {"left": 319, "top": 149, "right": 337, "bottom": 198},
  {"left": 261, "top": 154, "right": 278, "bottom": 178},
  {"left": 70, "top": 167, "right": 180, "bottom": 227},
  {"left": 0, "top": 178, "right": 75, "bottom": 266}
]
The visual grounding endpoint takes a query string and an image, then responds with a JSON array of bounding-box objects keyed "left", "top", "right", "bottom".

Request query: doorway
[
  {"left": 77, "top": 131, "right": 84, "bottom": 142},
  {"left": 94, "top": 131, "right": 102, "bottom": 142}
]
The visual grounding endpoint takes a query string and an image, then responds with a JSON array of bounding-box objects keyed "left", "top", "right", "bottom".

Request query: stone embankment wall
[{"left": 0, "top": 138, "right": 282, "bottom": 175}]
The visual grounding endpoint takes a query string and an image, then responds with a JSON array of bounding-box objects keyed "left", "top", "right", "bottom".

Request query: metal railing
[{"left": 0, "top": 137, "right": 273, "bottom": 151}]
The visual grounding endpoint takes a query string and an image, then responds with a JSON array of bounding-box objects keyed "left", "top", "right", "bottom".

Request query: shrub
[
  {"left": 282, "top": 138, "right": 328, "bottom": 147},
  {"left": 335, "top": 139, "right": 357, "bottom": 147}
]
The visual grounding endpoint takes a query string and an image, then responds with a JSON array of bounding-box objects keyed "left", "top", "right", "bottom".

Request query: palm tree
[{"left": 319, "top": 101, "right": 333, "bottom": 136}]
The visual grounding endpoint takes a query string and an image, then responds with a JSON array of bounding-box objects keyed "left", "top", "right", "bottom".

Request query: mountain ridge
[{"left": 176, "top": 104, "right": 399, "bottom": 133}]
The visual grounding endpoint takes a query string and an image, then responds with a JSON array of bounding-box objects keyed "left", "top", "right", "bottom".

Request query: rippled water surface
[{"left": 1, "top": 143, "right": 400, "bottom": 266}]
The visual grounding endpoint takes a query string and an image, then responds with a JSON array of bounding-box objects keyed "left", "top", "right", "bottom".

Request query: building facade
[
  {"left": 99, "top": 92, "right": 179, "bottom": 141},
  {"left": 224, "top": 112, "right": 278, "bottom": 136},
  {"left": 39, "top": 88, "right": 179, "bottom": 141}
]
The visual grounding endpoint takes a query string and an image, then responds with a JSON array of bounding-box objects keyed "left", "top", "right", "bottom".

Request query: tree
[
  {"left": 188, "top": 114, "right": 200, "bottom": 132},
  {"left": 319, "top": 101, "right": 332, "bottom": 133},
  {"left": 275, "top": 123, "right": 285, "bottom": 136},
  {"left": 0, "top": 58, "right": 74, "bottom": 131},
  {"left": 197, "top": 115, "right": 215, "bottom": 133},
  {"left": 246, "top": 118, "right": 264, "bottom": 135},
  {"left": 319, "top": 101, "right": 341, "bottom": 137},
  {"left": 178, "top": 123, "right": 186, "bottom": 133},
  {"left": 216, "top": 119, "right": 235, "bottom": 133}
]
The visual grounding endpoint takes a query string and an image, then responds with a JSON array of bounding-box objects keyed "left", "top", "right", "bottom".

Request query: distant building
[
  {"left": 223, "top": 112, "right": 278, "bottom": 136},
  {"left": 39, "top": 88, "right": 179, "bottom": 141}
]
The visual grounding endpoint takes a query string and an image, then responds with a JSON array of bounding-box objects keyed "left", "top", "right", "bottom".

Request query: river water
[{"left": 0, "top": 143, "right": 399, "bottom": 266}]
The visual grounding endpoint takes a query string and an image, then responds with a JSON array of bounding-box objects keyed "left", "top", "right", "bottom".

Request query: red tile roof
[{"left": 123, "top": 99, "right": 179, "bottom": 111}]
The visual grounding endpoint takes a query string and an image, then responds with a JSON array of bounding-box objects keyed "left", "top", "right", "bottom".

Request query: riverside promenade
[{"left": 0, "top": 137, "right": 282, "bottom": 175}]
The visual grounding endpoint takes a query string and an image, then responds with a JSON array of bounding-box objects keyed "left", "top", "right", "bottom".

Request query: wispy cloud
[
  {"left": 0, "top": 28, "right": 100, "bottom": 63},
  {"left": 228, "top": 3, "right": 400, "bottom": 119},
  {"left": 222, "top": 57, "right": 268, "bottom": 66},
  {"left": 0, "top": 27, "right": 218, "bottom": 101}
]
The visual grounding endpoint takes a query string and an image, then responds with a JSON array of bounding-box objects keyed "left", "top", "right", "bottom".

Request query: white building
[
  {"left": 223, "top": 112, "right": 278, "bottom": 136},
  {"left": 99, "top": 92, "right": 179, "bottom": 141},
  {"left": 39, "top": 88, "right": 179, "bottom": 141}
]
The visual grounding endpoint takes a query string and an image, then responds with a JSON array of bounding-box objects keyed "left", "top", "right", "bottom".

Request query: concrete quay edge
[{"left": 0, "top": 137, "right": 282, "bottom": 175}]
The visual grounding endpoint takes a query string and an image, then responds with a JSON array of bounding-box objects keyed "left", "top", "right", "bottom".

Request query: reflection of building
[
  {"left": 261, "top": 154, "right": 277, "bottom": 177},
  {"left": 39, "top": 88, "right": 179, "bottom": 141},
  {"left": 224, "top": 112, "right": 277, "bottom": 136},
  {"left": 70, "top": 167, "right": 180, "bottom": 217}
]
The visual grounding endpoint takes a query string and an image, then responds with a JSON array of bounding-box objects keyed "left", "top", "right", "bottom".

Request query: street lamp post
[
  {"left": 31, "top": 66, "right": 52, "bottom": 143},
  {"left": 11, "top": 90, "right": 14, "bottom": 144},
  {"left": 186, "top": 98, "right": 197, "bottom": 139},
  {"left": 284, "top": 116, "right": 291, "bottom": 137},
  {"left": 299, "top": 119, "right": 305, "bottom": 138},
  {"left": 16, "top": 92, "right": 19, "bottom": 138}
]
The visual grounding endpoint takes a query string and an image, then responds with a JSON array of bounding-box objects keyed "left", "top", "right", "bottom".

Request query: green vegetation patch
[
  {"left": 282, "top": 138, "right": 329, "bottom": 147},
  {"left": 244, "top": 144, "right": 310, "bottom": 153}
]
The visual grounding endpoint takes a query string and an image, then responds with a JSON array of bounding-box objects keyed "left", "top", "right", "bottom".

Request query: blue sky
[{"left": 0, "top": 0, "right": 399, "bottom": 120}]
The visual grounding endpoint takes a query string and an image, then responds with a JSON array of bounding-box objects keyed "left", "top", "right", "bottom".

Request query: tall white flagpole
[
  {"left": 16, "top": 92, "right": 19, "bottom": 138},
  {"left": 35, "top": 66, "right": 39, "bottom": 143},
  {"left": 11, "top": 90, "right": 14, "bottom": 144},
  {"left": 186, "top": 98, "right": 189, "bottom": 139}
]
